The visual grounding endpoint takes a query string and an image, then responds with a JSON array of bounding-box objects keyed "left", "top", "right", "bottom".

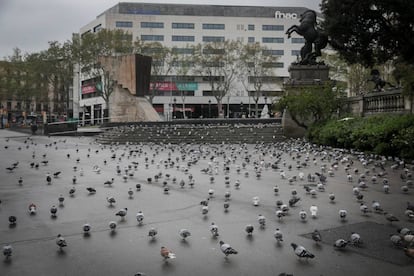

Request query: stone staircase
[{"left": 95, "top": 119, "right": 284, "bottom": 144}]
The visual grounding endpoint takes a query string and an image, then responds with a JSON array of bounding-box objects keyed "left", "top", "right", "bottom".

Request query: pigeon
[
  {"left": 328, "top": 193, "right": 335, "bottom": 202},
  {"left": 109, "top": 221, "right": 117, "bottom": 232},
  {"left": 334, "top": 239, "right": 349, "bottom": 249},
  {"left": 258, "top": 214, "right": 266, "bottom": 227},
  {"left": 107, "top": 196, "right": 116, "bottom": 206},
  {"left": 50, "top": 205, "right": 58, "bottom": 217},
  {"left": 53, "top": 171, "right": 61, "bottom": 178},
  {"left": 350, "top": 232, "right": 363, "bottom": 246},
  {"left": 3, "top": 245, "right": 12, "bottom": 259},
  {"left": 83, "top": 223, "right": 91, "bottom": 234},
  {"left": 210, "top": 222, "right": 219, "bottom": 237},
  {"left": 219, "top": 240, "right": 238, "bottom": 257},
  {"left": 339, "top": 209, "right": 347, "bottom": 221},
  {"left": 224, "top": 202, "right": 230, "bottom": 212},
  {"left": 116, "top": 208, "right": 128, "bottom": 219},
  {"left": 201, "top": 205, "right": 209, "bottom": 215},
  {"left": 86, "top": 187, "right": 96, "bottom": 194},
  {"left": 148, "top": 228, "right": 157, "bottom": 239},
  {"left": 291, "top": 243, "right": 315, "bottom": 259},
  {"left": 275, "top": 210, "right": 285, "bottom": 220},
  {"left": 58, "top": 194, "right": 65, "bottom": 205},
  {"left": 360, "top": 203, "right": 372, "bottom": 215},
  {"left": 384, "top": 212, "right": 399, "bottom": 224},
  {"left": 299, "top": 210, "right": 307, "bottom": 221},
  {"left": 104, "top": 178, "right": 114, "bottom": 186},
  {"left": 372, "top": 201, "right": 383, "bottom": 213},
  {"left": 69, "top": 187, "right": 76, "bottom": 197},
  {"left": 404, "top": 248, "right": 414, "bottom": 259},
  {"left": 390, "top": 234, "right": 403, "bottom": 246},
  {"left": 136, "top": 211, "right": 144, "bottom": 224},
  {"left": 310, "top": 205, "right": 318, "bottom": 218},
  {"left": 245, "top": 224, "right": 254, "bottom": 235},
  {"left": 160, "top": 246, "right": 176, "bottom": 260},
  {"left": 274, "top": 228, "right": 283, "bottom": 242},
  {"left": 56, "top": 234, "right": 67, "bottom": 250},
  {"left": 179, "top": 229, "right": 191, "bottom": 240},
  {"left": 18, "top": 176, "right": 23, "bottom": 185},
  {"left": 252, "top": 196, "right": 260, "bottom": 206},
  {"left": 288, "top": 196, "right": 300, "bottom": 207},
  {"left": 128, "top": 188, "right": 134, "bottom": 198},
  {"left": 46, "top": 173, "right": 52, "bottom": 184},
  {"left": 311, "top": 230, "right": 322, "bottom": 243},
  {"left": 28, "top": 203, "right": 37, "bottom": 215}
]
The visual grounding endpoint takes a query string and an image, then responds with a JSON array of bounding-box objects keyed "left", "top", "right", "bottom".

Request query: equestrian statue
[{"left": 286, "top": 10, "right": 329, "bottom": 65}]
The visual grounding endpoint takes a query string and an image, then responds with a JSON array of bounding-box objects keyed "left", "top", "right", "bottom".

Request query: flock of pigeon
[{"left": 1, "top": 133, "right": 414, "bottom": 276}]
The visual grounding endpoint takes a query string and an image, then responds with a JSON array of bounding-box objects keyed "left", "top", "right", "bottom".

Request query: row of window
[
  {"left": 140, "top": 34, "right": 304, "bottom": 44},
  {"left": 145, "top": 47, "right": 300, "bottom": 57},
  {"left": 115, "top": 21, "right": 285, "bottom": 31}
]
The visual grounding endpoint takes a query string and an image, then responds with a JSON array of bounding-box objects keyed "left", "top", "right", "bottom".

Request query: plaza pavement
[{"left": 0, "top": 128, "right": 413, "bottom": 276}]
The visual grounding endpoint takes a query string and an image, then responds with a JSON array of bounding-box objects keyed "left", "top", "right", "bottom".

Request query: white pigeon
[
  {"left": 28, "top": 203, "right": 37, "bottom": 215},
  {"left": 252, "top": 196, "right": 260, "bottom": 206},
  {"left": 310, "top": 205, "right": 318, "bottom": 218},
  {"left": 179, "top": 229, "right": 191, "bottom": 240},
  {"left": 136, "top": 211, "right": 144, "bottom": 224},
  {"left": 350, "top": 232, "right": 363, "bottom": 246}
]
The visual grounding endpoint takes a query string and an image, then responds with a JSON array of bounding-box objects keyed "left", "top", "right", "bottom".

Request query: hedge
[{"left": 307, "top": 114, "right": 414, "bottom": 160}]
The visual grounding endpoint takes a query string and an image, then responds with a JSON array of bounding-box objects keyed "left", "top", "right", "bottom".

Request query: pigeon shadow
[
  {"left": 8, "top": 224, "right": 17, "bottom": 229},
  {"left": 161, "top": 260, "right": 175, "bottom": 272},
  {"left": 245, "top": 235, "right": 254, "bottom": 242},
  {"left": 180, "top": 239, "right": 191, "bottom": 248},
  {"left": 148, "top": 238, "right": 158, "bottom": 245},
  {"left": 107, "top": 205, "right": 115, "bottom": 209},
  {"left": 57, "top": 249, "right": 67, "bottom": 257},
  {"left": 50, "top": 215, "right": 57, "bottom": 220},
  {"left": 83, "top": 233, "right": 91, "bottom": 238},
  {"left": 3, "top": 258, "right": 12, "bottom": 265},
  {"left": 109, "top": 231, "right": 117, "bottom": 238}
]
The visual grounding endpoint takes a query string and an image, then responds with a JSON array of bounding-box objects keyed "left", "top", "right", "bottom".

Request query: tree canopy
[{"left": 321, "top": 0, "right": 414, "bottom": 66}]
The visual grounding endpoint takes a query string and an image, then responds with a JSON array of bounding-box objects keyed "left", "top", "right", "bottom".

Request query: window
[
  {"left": 202, "top": 36, "right": 225, "bottom": 42},
  {"left": 141, "top": 22, "right": 164, "bottom": 28},
  {"left": 202, "top": 24, "right": 225, "bottom": 30},
  {"left": 263, "top": 62, "right": 284, "bottom": 68},
  {"left": 172, "top": 36, "right": 195, "bottom": 42},
  {"left": 172, "top": 48, "right": 194, "bottom": 54},
  {"left": 248, "top": 24, "right": 255, "bottom": 31},
  {"left": 236, "top": 24, "right": 244, "bottom": 31},
  {"left": 141, "top": 35, "right": 164, "bottom": 41},
  {"left": 262, "top": 49, "right": 284, "bottom": 56},
  {"left": 248, "top": 37, "right": 255, "bottom": 43},
  {"left": 202, "top": 48, "right": 225, "bottom": 55},
  {"left": 291, "top": 50, "right": 301, "bottom": 56},
  {"left": 262, "top": 37, "right": 284, "bottom": 43},
  {"left": 172, "top": 23, "right": 194, "bottom": 29},
  {"left": 262, "top": 25, "right": 284, "bottom": 31},
  {"left": 292, "top": 38, "right": 306, "bottom": 44},
  {"left": 116, "top": 21, "right": 133, "bottom": 28},
  {"left": 142, "top": 48, "right": 163, "bottom": 55}
]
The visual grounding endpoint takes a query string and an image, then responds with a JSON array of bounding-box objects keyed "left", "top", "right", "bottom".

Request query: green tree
[
  {"left": 393, "top": 59, "right": 414, "bottom": 113},
  {"left": 321, "top": 0, "right": 414, "bottom": 66},
  {"left": 276, "top": 84, "right": 341, "bottom": 129}
]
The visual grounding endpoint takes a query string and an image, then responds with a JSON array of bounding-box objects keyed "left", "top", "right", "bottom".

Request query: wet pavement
[{"left": 0, "top": 129, "right": 413, "bottom": 276}]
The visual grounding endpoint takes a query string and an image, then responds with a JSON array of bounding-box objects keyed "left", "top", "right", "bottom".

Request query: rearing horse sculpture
[{"left": 285, "top": 10, "right": 328, "bottom": 65}]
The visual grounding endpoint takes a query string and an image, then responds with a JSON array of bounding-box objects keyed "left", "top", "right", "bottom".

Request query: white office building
[{"left": 78, "top": 2, "right": 311, "bottom": 121}]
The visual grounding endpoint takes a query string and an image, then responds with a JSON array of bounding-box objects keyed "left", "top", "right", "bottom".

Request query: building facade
[{"left": 77, "top": 3, "right": 312, "bottom": 122}]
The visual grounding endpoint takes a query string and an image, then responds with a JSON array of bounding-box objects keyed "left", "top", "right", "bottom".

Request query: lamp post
[
  {"left": 173, "top": 97, "right": 176, "bottom": 119},
  {"left": 240, "top": 102, "right": 244, "bottom": 118},
  {"left": 208, "top": 99, "right": 211, "bottom": 118}
]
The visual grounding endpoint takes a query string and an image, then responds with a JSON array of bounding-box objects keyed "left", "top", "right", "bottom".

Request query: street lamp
[
  {"left": 240, "top": 102, "right": 244, "bottom": 118},
  {"left": 208, "top": 99, "right": 211, "bottom": 118},
  {"left": 173, "top": 98, "right": 176, "bottom": 119}
]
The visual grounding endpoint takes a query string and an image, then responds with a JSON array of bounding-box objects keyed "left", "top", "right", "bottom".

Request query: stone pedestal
[{"left": 282, "top": 64, "right": 330, "bottom": 138}]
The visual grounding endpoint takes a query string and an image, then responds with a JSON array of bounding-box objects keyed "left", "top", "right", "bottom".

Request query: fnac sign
[{"left": 274, "top": 10, "right": 297, "bottom": 20}]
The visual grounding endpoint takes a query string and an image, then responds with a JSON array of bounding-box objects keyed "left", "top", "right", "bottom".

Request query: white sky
[{"left": 0, "top": 0, "right": 321, "bottom": 59}]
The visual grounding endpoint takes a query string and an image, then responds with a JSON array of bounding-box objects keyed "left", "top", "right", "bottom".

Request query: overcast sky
[{"left": 0, "top": 0, "right": 321, "bottom": 59}]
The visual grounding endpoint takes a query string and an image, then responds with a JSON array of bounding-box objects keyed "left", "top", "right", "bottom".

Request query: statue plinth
[{"left": 285, "top": 64, "right": 330, "bottom": 87}]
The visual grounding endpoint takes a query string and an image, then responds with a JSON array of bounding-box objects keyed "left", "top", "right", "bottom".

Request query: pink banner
[
  {"left": 150, "top": 82, "right": 177, "bottom": 91},
  {"left": 82, "top": 85, "right": 97, "bottom": 94}
]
